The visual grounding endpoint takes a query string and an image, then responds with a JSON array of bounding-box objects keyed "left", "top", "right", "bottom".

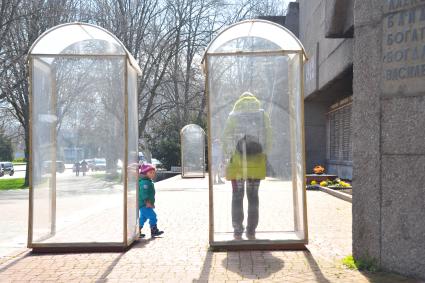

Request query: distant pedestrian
[
  {"left": 139, "top": 163, "right": 164, "bottom": 238},
  {"left": 74, "top": 161, "right": 80, "bottom": 176},
  {"left": 212, "top": 139, "right": 225, "bottom": 184},
  {"left": 81, "top": 160, "right": 88, "bottom": 176}
]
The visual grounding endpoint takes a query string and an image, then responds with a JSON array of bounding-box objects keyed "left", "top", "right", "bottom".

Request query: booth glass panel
[
  {"left": 181, "top": 125, "right": 205, "bottom": 178},
  {"left": 31, "top": 56, "right": 126, "bottom": 244},
  {"left": 207, "top": 51, "right": 305, "bottom": 243},
  {"left": 31, "top": 58, "right": 55, "bottom": 242},
  {"left": 126, "top": 65, "right": 139, "bottom": 242}
]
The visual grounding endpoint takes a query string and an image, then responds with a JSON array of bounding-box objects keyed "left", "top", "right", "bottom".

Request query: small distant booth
[
  {"left": 27, "top": 23, "right": 142, "bottom": 252},
  {"left": 202, "top": 20, "right": 308, "bottom": 249},
  {"left": 180, "top": 124, "right": 206, "bottom": 178}
]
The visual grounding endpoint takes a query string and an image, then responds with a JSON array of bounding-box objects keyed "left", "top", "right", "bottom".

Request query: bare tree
[
  {"left": 2, "top": 0, "right": 78, "bottom": 185},
  {"left": 0, "top": 0, "right": 22, "bottom": 100},
  {"left": 0, "top": 0, "right": 289, "bottom": 175},
  {"left": 90, "top": 0, "right": 179, "bottom": 138}
]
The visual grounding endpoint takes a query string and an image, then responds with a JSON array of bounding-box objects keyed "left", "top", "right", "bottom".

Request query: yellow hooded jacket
[{"left": 222, "top": 93, "right": 272, "bottom": 180}]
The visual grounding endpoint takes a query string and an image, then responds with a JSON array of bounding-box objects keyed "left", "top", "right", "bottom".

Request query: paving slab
[{"left": 0, "top": 175, "right": 423, "bottom": 282}]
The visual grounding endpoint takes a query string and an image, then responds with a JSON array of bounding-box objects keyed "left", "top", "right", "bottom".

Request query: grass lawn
[
  {"left": 91, "top": 172, "right": 122, "bottom": 183},
  {"left": 0, "top": 178, "right": 28, "bottom": 190}
]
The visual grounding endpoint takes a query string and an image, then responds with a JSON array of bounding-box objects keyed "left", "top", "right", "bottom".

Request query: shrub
[{"left": 342, "top": 255, "right": 379, "bottom": 272}]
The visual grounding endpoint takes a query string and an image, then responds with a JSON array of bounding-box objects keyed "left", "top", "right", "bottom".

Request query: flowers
[
  {"left": 313, "top": 165, "right": 325, "bottom": 174},
  {"left": 319, "top": 178, "right": 351, "bottom": 188}
]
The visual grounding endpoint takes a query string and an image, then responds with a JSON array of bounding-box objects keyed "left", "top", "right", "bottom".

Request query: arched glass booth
[
  {"left": 180, "top": 124, "right": 206, "bottom": 178},
  {"left": 202, "top": 20, "right": 308, "bottom": 249},
  {"left": 27, "top": 23, "right": 142, "bottom": 252}
]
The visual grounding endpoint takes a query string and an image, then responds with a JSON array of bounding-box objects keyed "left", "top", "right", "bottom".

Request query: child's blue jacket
[{"left": 139, "top": 177, "right": 155, "bottom": 207}]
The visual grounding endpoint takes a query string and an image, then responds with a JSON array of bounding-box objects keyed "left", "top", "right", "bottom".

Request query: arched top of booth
[
  {"left": 202, "top": 19, "right": 306, "bottom": 64},
  {"left": 180, "top": 124, "right": 205, "bottom": 135},
  {"left": 28, "top": 22, "right": 142, "bottom": 74}
]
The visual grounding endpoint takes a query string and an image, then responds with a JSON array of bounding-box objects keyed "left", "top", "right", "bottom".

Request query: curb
[{"left": 317, "top": 186, "right": 352, "bottom": 203}]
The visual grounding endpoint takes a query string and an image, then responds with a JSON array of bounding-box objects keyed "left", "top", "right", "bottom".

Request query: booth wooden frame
[
  {"left": 203, "top": 19, "right": 309, "bottom": 250},
  {"left": 27, "top": 23, "right": 141, "bottom": 252}
]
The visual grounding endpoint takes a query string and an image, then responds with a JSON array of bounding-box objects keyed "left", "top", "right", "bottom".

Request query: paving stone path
[{"left": 0, "top": 176, "right": 423, "bottom": 282}]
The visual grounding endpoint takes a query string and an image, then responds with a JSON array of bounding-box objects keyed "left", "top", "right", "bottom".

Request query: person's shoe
[
  {"left": 245, "top": 231, "right": 256, "bottom": 240},
  {"left": 151, "top": 225, "right": 164, "bottom": 237},
  {"left": 139, "top": 229, "right": 146, "bottom": 238},
  {"left": 246, "top": 234, "right": 256, "bottom": 240},
  {"left": 233, "top": 233, "right": 242, "bottom": 240}
]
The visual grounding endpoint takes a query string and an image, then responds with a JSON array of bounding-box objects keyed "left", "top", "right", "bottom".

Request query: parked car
[
  {"left": 42, "top": 160, "right": 65, "bottom": 173},
  {"left": 92, "top": 158, "right": 106, "bottom": 171},
  {"left": 151, "top": 158, "right": 166, "bottom": 170},
  {"left": 0, "top": 162, "right": 14, "bottom": 177}
]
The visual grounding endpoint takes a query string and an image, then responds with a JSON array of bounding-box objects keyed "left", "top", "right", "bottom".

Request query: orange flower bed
[{"left": 313, "top": 165, "right": 325, "bottom": 174}]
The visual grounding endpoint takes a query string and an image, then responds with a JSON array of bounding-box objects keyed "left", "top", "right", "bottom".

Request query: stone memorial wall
[
  {"left": 353, "top": 1, "right": 425, "bottom": 280},
  {"left": 383, "top": 1, "right": 425, "bottom": 94}
]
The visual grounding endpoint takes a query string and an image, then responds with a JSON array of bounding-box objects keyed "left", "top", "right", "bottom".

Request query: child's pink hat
[{"left": 140, "top": 163, "right": 155, "bottom": 175}]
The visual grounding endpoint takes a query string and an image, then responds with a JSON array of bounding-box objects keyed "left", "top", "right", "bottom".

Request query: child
[{"left": 139, "top": 163, "right": 164, "bottom": 238}]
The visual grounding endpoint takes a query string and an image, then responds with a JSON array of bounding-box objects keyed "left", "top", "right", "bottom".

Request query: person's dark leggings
[{"left": 231, "top": 179, "right": 260, "bottom": 235}]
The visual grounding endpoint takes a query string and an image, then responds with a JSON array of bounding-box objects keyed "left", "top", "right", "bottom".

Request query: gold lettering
[
  {"left": 412, "top": 46, "right": 420, "bottom": 59},
  {"left": 408, "top": 8, "right": 416, "bottom": 23},
  {"left": 399, "top": 11, "right": 406, "bottom": 25},
  {"left": 420, "top": 6, "right": 425, "bottom": 21},
  {"left": 389, "top": 0, "right": 397, "bottom": 10},
  {"left": 411, "top": 28, "right": 418, "bottom": 41}
]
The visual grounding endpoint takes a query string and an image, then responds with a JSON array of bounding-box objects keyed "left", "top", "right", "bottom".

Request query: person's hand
[{"left": 145, "top": 201, "right": 153, "bottom": 208}]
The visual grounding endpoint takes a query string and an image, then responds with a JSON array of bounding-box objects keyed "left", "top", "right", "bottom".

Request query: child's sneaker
[
  {"left": 150, "top": 225, "right": 164, "bottom": 237},
  {"left": 139, "top": 228, "right": 145, "bottom": 238}
]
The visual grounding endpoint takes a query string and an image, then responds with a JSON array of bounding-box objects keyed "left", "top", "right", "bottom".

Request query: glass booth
[
  {"left": 202, "top": 20, "right": 308, "bottom": 249},
  {"left": 180, "top": 124, "right": 206, "bottom": 178},
  {"left": 27, "top": 23, "right": 142, "bottom": 252}
]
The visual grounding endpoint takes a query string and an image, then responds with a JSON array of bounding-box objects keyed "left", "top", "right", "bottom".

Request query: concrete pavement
[{"left": 0, "top": 175, "right": 423, "bottom": 282}]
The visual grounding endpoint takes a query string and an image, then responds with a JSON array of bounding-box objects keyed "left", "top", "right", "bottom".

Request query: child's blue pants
[{"left": 139, "top": 207, "right": 157, "bottom": 228}]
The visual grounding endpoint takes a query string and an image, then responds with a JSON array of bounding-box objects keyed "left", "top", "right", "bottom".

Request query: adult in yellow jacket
[{"left": 222, "top": 92, "right": 272, "bottom": 240}]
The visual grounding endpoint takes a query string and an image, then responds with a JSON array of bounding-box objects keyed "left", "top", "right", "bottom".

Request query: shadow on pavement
[
  {"left": 302, "top": 251, "right": 331, "bottom": 283},
  {"left": 0, "top": 239, "right": 152, "bottom": 282},
  {"left": 221, "top": 251, "right": 284, "bottom": 280},
  {"left": 193, "top": 251, "right": 213, "bottom": 282},
  {"left": 131, "top": 237, "right": 154, "bottom": 248},
  {"left": 96, "top": 252, "right": 126, "bottom": 281}
]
